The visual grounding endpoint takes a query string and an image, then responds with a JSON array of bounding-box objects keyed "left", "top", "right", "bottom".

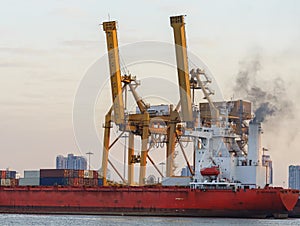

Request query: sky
[{"left": 0, "top": 0, "right": 299, "bottom": 186}]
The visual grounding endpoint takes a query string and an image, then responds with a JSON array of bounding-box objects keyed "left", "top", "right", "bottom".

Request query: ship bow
[{"left": 280, "top": 189, "right": 299, "bottom": 211}]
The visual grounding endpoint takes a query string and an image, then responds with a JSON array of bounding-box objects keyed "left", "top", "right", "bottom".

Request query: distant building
[
  {"left": 181, "top": 166, "right": 193, "bottom": 177},
  {"left": 56, "top": 155, "right": 67, "bottom": 169},
  {"left": 289, "top": 165, "right": 300, "bottom": 189},
  {"left": 56, "top": 154, "right": 87, "bottom": 170},
  {"left": 262, "top": 154, "right": 273, "bottom": 185}
]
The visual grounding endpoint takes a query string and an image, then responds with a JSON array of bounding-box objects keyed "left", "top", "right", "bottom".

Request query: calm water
[{"left": 0, "top": 214, "right": 300, "bottom": 226}]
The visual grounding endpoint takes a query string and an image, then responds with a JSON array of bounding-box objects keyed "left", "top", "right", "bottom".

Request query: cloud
[
  {"left": 191, "top": 37, "right": 219, "bottom": 48},
  {"left": 50, "top": 7, "right": 88, "bottom": 18},
  {"left": 62, "top": 40, "right": 100, "bottom": 48},
  {"left": 0, "top": 61, "right": 29, "bottom": 68}
]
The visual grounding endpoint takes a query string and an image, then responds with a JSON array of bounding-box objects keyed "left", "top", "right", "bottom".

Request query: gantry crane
[
  {"left": 102, "top": 21, "right": 151, "bottom": 186},
  {"left": 101, "top": 16, "right": 198, "bottom": 186}
]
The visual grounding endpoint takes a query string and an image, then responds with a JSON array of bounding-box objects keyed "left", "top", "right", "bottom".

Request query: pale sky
[{"left": 0, "top": 0, "right": 299, "bottom": 186}]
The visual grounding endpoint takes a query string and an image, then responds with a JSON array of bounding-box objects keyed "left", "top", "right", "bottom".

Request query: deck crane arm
[
  {"left": 103, "top": 21, "right": 125, "bottom": 125},
  {"left": 170, "top": 15, "right": 193, "bottom": 127},
  {"left": 128, "top": 83, "right": 149, "bottom": 113}
]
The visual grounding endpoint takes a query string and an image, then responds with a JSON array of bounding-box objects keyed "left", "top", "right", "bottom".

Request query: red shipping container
[
  {"left": 78, "top": 170, "right": 84, "bottom": 178},
  {"left": 93, "top": 171, "right": 98, "bottom": 179},
  {"left": 40, "top": 169, "right": 68, "bottom": 178},
  {"left": 1, "top": 171, "right": 6, "bottom": 179},
  {"left": 10, "top": 179, "right": 18, "bottom": 186},
  {"left": 73, "top": 178, "right": 79, "bottom": 186}
]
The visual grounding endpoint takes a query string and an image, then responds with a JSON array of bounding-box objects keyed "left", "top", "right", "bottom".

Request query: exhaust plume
[{"left": 233, "top": 58, "right": 293, "bottom": 123}]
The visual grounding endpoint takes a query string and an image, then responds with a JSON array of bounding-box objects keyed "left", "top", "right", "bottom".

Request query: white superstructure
[{"left": 179, "top": 68, "right": 273, "bottom": 189}]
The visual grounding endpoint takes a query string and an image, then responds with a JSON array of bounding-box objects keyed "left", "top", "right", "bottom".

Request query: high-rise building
[
  {"left": 56, "top": 155, "right": 67, "bottom": 169},
  {"left": 181, "top": 166, "right": 193, "bottom": 177},
  {"left": 289, "top": 165, "right": 300, "bottom": 189},
  {"left": 56, "top": 154, "right": 87, "bottom": 170}
]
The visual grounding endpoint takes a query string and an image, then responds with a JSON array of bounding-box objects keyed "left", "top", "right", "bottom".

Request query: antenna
[{"left": 108, "top": 13, "right": 110, "bottom": 21}]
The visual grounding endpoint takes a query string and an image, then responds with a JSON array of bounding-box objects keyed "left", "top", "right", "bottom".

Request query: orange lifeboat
[{"left": 200, "top": 166, "right": 220, "bottom": 176}]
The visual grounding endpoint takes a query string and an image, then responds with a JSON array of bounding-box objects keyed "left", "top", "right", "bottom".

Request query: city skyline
[{"left": 56, "top": 153, "right": 87, "bottom": 170}]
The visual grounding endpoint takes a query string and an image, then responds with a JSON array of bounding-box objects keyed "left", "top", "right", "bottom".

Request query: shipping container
[
  {"left": 1, "top": 179, "right": 6, "bottom": 186},
  {"left": 98, "top": 178, "right": 103, "bottom": 186},
  {"left": 1, "top": 171, "right": 6, "bottom": 179},
  {"left": 40, "top": 177, "right": 69, "bottom": 186},
  {"left": 73, "top": 170, "right": 79, "bottom": 178},
  {"left": 83, "top": 170, "right": 93, "bottom": 179},
  {"left": 78, "top": 178, "right": 84, "bottom": 185},
  {"left": 78, "top": 170, "right": 84, "bottom": 178},
  {"left": 83, "top": 178, "right": 97, "bottom": 186},
  {"left": 0, "top": 178, "right": 17, "bottom": 186},
  {"left": 40, "top": 169, "right": 69, "bottom": 178},
  {"left": 68, "top": 178, "right": 74, "bottom": 186},
  {"left": 5, "top": 171, "right": 16, "bottom": 179},
  {"left": 93, "top": 171, "right": 98, "bottom": 179},
  {"left": 73, "top": 178, "right": 79, "bottom": 186},
  {"left": 67, "top": 170, "right": 73, "bottom": 177},
  {"left": 10, "top": 179, "right": 18, "bottom": 186},
  {"left": 24, "top": 170, "right": 40, "bottom": 178},
  {"left": 19, "top": 178, "right": 40, "bottom": 186}
]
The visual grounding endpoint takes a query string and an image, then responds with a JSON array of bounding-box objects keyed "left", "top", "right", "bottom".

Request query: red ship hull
[
  {"left": 0, "top": 186, "right": 298, "bottom": 218},
  {"left": 289, "top": 197, "right": 300, "bottom": 217}
]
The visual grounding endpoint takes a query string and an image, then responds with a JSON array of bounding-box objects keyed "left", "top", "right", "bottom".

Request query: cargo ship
[
  {"left": 0, "top": 15, "right": 298, "bottom": 218},
  {"left": 0, "top": 185, "right": 298, "bottom": 218}
]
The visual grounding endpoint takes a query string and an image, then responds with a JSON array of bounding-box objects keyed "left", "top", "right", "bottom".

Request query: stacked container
[
  {"left": 0, "top": 170, "right": 18, "bottom": 186},
  {"left": 19, "top": 170, "right": 40, "bottom": 186},
  {"left": 40, "top": 169, "right": 101, "bottom": 186}
]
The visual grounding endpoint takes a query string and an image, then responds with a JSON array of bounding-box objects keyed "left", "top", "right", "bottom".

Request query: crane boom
[
  {"left": 170, "top": 15, "right": 193, "bottom": 126},
  {"left": 103, "top": 21, "right": 125, "bottom": 125}
]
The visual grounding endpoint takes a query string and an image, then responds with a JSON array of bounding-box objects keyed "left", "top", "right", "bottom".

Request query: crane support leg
[
  {"left": 166, "top": 110, "right": 180, "bottom": 177},
  {"left": 101, "top": 113, "right": 111, "bottom": 186},
  {"left": 139, "top": 113, "right": 150, "bottom": 185},
  {"left": 127, "top": 132, "right": 135, "bottom": 185}
]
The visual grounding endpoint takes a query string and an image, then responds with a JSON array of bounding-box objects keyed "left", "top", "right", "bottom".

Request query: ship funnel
[{"left": 248, "top": 121, "right": 263, "bottom": 166}]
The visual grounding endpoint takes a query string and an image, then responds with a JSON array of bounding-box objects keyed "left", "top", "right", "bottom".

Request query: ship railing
[{"left": 190, "top": 181, "right": 240, "bottom": 191}]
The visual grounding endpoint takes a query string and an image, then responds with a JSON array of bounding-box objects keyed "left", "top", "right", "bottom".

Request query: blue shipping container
[
  {"left": 40, "top": 177, "right": 68, "bottom": 186},
  {"left": 98, "top": 178, "right": 103, "bottom": 186},
  {"left": 5, "top": 171, "right": 16, "bottom": 179}
]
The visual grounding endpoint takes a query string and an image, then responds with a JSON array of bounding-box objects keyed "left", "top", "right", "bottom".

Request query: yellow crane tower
[
  {"left": 164, "top": 15, "right": 194, "bottom": 177},
  {"left": 102, "top": 21, "right": 123, "bottom": 186},
  {"left": 103, "top": 21, "right": 125, "bottom": 125},
  {"left": 170, "top": 15, "right": 193, "bottom": 125}
]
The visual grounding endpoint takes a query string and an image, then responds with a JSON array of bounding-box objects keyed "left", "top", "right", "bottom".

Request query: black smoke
[{"left": 234, "top": 58, "right": 293, "bottom": 123}]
